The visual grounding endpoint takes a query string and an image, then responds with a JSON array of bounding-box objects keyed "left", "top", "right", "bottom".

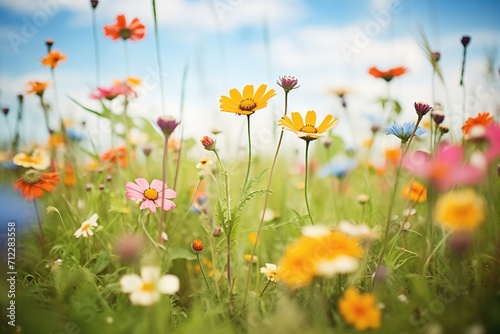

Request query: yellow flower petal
[{"left": 305, "top": 110, "right": 316, "bottom": 126}]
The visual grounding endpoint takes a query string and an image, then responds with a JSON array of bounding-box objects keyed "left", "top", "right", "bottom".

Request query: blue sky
[{"left": 0, "top": 0, "right": 499, "bottom": 156}]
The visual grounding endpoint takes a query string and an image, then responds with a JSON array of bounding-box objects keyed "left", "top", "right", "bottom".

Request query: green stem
[
  {"left": 372, "top": 121, "right": 422, "bottom": 290},
  {"left": 304, "top": 140, "right": 314, "bottom": 225},
  {"left": 159, "top": 136, "right": 169, "bottom": 240},
  {"left": 259, "top": 280, "right": 271, "bottom": 298},
  {"left": 242, "top": 115, "right": 252, "bottom": 193},
  {"left": 33, "top": 199, "right": 46, "bottom": 256},
  {"left": 214, "top": 150, "right": 232, "bottom": 293},
  {"left": 196, "top": 253, "right": 212, "bottom": 293},
  {"left": 241, "top": 92, "right": 290, "bottom": 308},
  {"left": 91, "top": 8, "right": 100, "bottom": 86},
  {"left": 151, "top": 0, "right": 166, "bottom": 114},
  {"left": 169, "top": 178, "right": 202, "bottom": 239}
]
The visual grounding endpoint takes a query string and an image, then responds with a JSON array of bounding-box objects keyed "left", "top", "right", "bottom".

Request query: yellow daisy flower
[
  {"left": 219, "top": 84, "right": 276, "bottom": 115},
  {"left": 278, "top": 110, "right": 338, "bottom": 141},
  {"left": 434, "top": 188, "right": 485, "bottom": 232}
]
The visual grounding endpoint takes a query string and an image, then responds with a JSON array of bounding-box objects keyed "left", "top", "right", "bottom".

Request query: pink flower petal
[
  {"left": 150, "top": 179, "right": 166, "bottom": 192},
  {"left": 140, "top": 200, "right": 157, "bottom": 213},
  {"left": 158, "top": 199, "right": 176, "bottom": 211},
  {"left": 126, "top": 182, "right": 145, "bottom": 199},
  {"left": 162, "top": 189, "right": 177, "bottom": 199},
  {"left": 135, "top": 178, "right": 150, "bottom": 190}
]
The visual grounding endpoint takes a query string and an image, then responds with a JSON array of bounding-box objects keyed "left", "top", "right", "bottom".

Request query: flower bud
[
  {"left": 213, "top": 226, "right": 223, "bottom": 237},
  {"left": 276, "top": 75, "right": 299, "bottom": 93},
  {"left": 461, "top": 35, "right": 471, "bottom": 48},
  {"left": 201, "top": 136, "right": 216, "bottom": 151},
  {"left": 114, "top": 233, "right": 145, "bottom": 263},
  {"left": 323, "top": 138, "right": 332, "bottom": 149},
  {"left": 357, "top": 194, "right": 370, "bottom": 205},
  {"left": 142, "top": 145, "right": 152, "bottom": 157},
  {"left": 90, "top": 0, "right": 99, "bottom": 9},
  {"left": 414, "top": 101, "right": 432, "bottom": 118},
  {"left": 2, "top": 108, "right": 9, "bottom": 116},
  {"left": 98, "top": 183, "right": 105, "bottom": 190},
  {"left": 431, "top": 51, "right": 441, "bottom": 62},
  {"left": 438, "top": 125, "right": 449, "bottom": 134},
  {"left": 431, "top": 104, "right": 445, "bottom": 124},
  {"left": 45, "top": 38, "right": 53, "bottom": 52},
  {"left": 156, "top": 116, "right": 180, "bottom": 137},
  {"left": 191, "top": 239, "right": 205, "bottom": 253},
  {"left": 17, "top": 94, "right": 24, "bottom": 103}
]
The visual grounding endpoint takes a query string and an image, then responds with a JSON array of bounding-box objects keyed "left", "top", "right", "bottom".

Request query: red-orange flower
[
  {"left": 461, "top": 112, "right": 494, "bottom": 135},
  {"left": 369, "top": 66, "right": 408, "bottom": 82},
  {"left": 26, "top": 81, "right": 49, "bottom": 96},
  {"left": 101, "top": 146, "right": 128, "bottom": 167},
  {"left": 41, "top": 50, "right": 67, "bottom": 69},
  {"left": 13, "top": 169, "right": 59, "bottom": 200},
  {"left": 104, "top": 14, "right": 145, "bottom": 41}
]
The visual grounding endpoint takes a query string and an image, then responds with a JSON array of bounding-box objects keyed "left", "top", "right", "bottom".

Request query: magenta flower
[
  {"left": 125, "top": 178, "right": 176, "bottom": 213},
  {"left": 403, "top": 143, "right": 484, "bottom": 191},
  {"left": 485, "top": 123, "right": 500, "bottom": 162}
]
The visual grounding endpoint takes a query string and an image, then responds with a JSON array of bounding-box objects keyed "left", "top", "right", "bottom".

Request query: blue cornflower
[
  {"left": 319, "top": 157, "right": 357, "bottom": 179},
  {"left": 384, "top": 122, "right": 425, "bottom": 143}
]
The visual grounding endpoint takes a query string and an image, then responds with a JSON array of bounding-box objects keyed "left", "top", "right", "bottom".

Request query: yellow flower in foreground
[
  {"left": 401, "top": 180, "right": 427, "bottom": 203},
  {"left": 219, "top": 84, "right": 276, "bottom": 115},
  {"left": 278, "top": 110, "right": 338, "bottom": 142},
  {"left": 13, "top": 148, "right": 50, "bottom": 170},
  {"left": 338, "top": 287, "right": 382, "bottom": 331},
  {"left": 279, "top": 227, "right": 363, "bottom": 288},
  {"left": 434, "top": 188, "right": 485, "bottom": 232}
]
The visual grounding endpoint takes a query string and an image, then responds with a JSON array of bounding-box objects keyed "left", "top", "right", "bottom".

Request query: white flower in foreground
[
  {"left": 120, "top": 266, "right": 180, "bottom": 306},
  {"left": 74, "top": 213, "right": 99, "bottom": 238},
  {"left": 316, "top": 255, "right": 360, "bottom": 276},
  {"left": 260, "top": 263, "right": 279, "bottom": 282},
  {"left": 338, "top": 220, "right": 379, "bottom": 240},
  {"left": 302, "top": 225, "right": 331, "bottom": 238}
]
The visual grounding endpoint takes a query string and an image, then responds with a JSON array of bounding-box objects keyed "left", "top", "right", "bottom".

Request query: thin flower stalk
[
  {"left": 242, "top": 85, "right": 291, "bottom": 308},
  {"left": 242, "top": 114, "right": 252, "bottom": 193},
  {"left": 91, "top": 3, "right": 100, "bottom": 85},
  {"left": 196, "top": 253, "right": 212, "bottom": 293},
  {"left": 372, "top": 118, "right": 424, "bottom": 290},
  {"left": 304, "top": 140, "right": 315, "bottom": 225},
  {"left": 151, "top": 0, "right": 166, "bottom": 114}
]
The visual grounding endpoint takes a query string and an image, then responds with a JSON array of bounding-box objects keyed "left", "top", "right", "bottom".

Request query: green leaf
[
  {"left": 169, "top": 246, "right": 197, "bottom": 261},
  {"left": 68, "top": 96, "right": 112, "bottom": 119},
  {"left": 393, "top": 100, "right": 402, "bottom": 114},
  {"left": 92, "top": 252, "right": 111, "bottom": 274}
]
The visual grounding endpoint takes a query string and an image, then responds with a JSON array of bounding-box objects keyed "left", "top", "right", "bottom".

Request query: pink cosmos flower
[
  {"left": 125, "top": 178, "right": 176, "bottom": 213},
  {"left": 485, "top": 123, "right": 500, "bottom": 162},
  {"left": 403, "top": 143, "right": 484, "bottom": 191},
  {"left": 89, "top": 82, "right": 137, "bottom": 100},
  {"left": 89, "top": 86, "right": 123, "bottom": 100}
]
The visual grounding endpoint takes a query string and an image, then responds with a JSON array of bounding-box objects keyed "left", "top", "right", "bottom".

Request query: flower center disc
[
  {"left": 141, "top": 282, "right": 155, "bottom": 292},
  {"left": 299, "top": 125, "right": 318, "bottom": 134},
  {"left": 239, "top": 99, "right": 257, "bottom": 112},
  {"left": 144, "top": 188, "right": 159, "bottom": 200},
  {"left": 21, "top": 170, "right": 42, "bottom": 184},
  {"left": 81, "top": 223, "right": 91, "bottom": 232},
  {"left": 119, "top": 28, "right": 132, "bottom": 40}
]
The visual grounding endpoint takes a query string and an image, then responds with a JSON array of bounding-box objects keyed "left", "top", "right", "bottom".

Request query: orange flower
[
  {"left": 461, "top": 112, "right": 493, "bottom": 135},
  {"left": 401, "top": 180, "right": 427, "bottom": 203},
  {"left": 63, "top": 164, "right": 76, "bottom": 187},
  {"left": 384, "top": 147, "right": 401, "bottom": 165},
  {"left": 41, "top": 50, "right": 67, "bottom": 69},
  {"left": 13, "top": 169, "right": 59, "bottom": 200},
  {"left": 338, "top": 287, "right": 382, "bottom": 330},
  {"left": 369, "top": 66, "right": 408, "bottom": 82},
  {"left": 26, "top": 81, "right": 49, "bottom": 96},
  {"left": 48, "top": 133, "right": 65, "bottom": 148},
  {"left": 104, "top": 14, "right": 145, "bottom": 41},
  {"left": 101, "top": 146, "right": 128, "bottom": 167}
]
